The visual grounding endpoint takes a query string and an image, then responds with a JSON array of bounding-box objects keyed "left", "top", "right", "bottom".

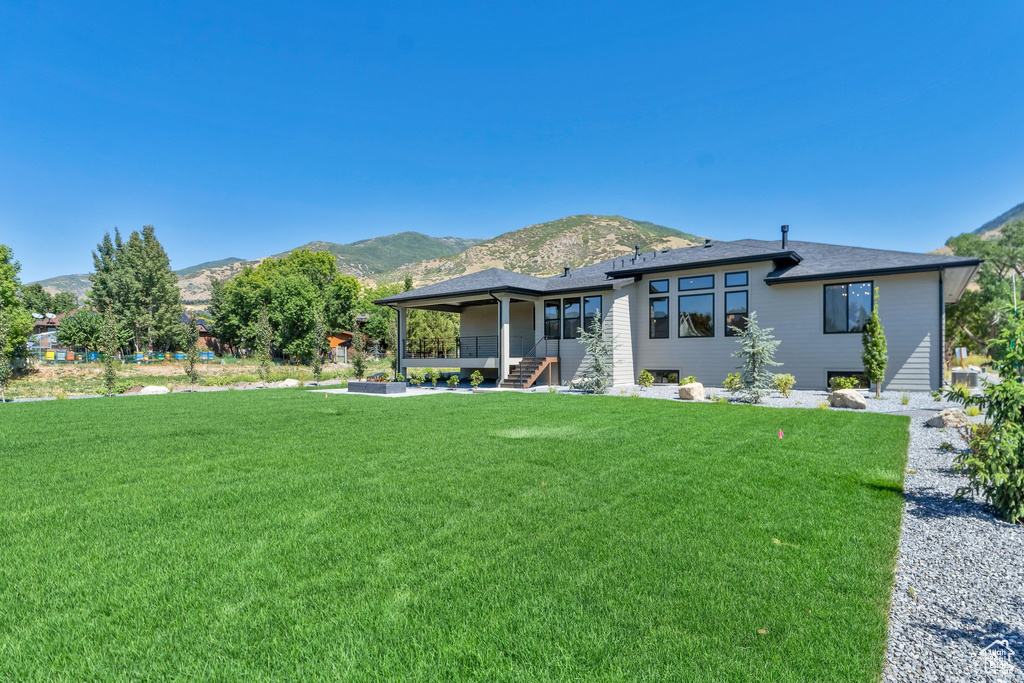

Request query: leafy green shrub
[
  {"left": 774, "top": 373, "right": 795, "bottom": 398},
  {"left": 113, "top": 379, "right": 135, "bottom": 395},
  {"left": 947, "top": 310, "right": 1024, "bottom": 522},
  {"left": 829, "top": 376, "right": 859, "bottom": 391},
  {"left": 681, "top": 375, "right": 697, "bottom": 385},
  {"left": 395, "top": 373, "right": 405, "bottom": 382},
  {"left": 447, "top": 374, "right": 459, "bottom": 390},
  {"left": 469, "top": 370, "right": 484, "bottom": 389},
  {"left": 965, "top": 405, "right": 981, "bottom": 417},
  {"left": 427, "top": 369, "right": 440, "bottom": 388},
  {"left": 932, "top": 390, "right": 943, "bottom": 402},
  {"left": 637, "top": 370, "right": 654, "bottom": 389},
  {"left": 408, "top": 372, "right": 423, "bottom": 387},
  {"left": 723, "top": 373, "right": 742, "bottom": 392}
]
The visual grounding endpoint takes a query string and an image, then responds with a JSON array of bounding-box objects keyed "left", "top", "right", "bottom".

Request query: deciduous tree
[
  {"left": 182, "top": 314, "right": 200, "bottom": 392},
  {"left": 0, "top": 245, "right": 32, "bottom": 362}
]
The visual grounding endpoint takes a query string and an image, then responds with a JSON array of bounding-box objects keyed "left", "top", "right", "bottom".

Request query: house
[
  {"left": 327, "top": 331, "right": 353, "bottom": 362},
  {"left": 375, "top": 227, "right": 981, "bottom": 391},
  {"left": 181, "top": 313, "right": 216, "bottom": 350},
  {"left": 30, "top": 312, "right": 69, "bottom": 337}
]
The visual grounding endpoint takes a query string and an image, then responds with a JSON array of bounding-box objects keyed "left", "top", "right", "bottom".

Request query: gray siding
[{"left": 631, "top": 262, "right": 941, "bottom": 391}]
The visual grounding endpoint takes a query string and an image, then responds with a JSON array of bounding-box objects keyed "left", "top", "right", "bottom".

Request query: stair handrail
[{"left": 515, "top": 338, "right": 559, "bottom": 386}]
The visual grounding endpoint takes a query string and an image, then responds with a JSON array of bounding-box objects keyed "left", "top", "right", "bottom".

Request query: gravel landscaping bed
[{"left": 529, "top": 383, "right": 1024, "bottom": 680}]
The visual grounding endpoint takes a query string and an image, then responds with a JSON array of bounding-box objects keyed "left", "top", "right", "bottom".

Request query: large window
[
  {"left": 724, "top": 290, "right": 748, "bottom": 336},
  {"left": 583, "top": 295, "right": 602, "bottom": 332},
  {"left": 544, "top": 300, "right": 560, "bottom": 339},
  {"left": 649, "top": 279, "right": 669, "bottom": 294},
  {"left": 563, "top": 298, "right": 581, "bottom": 339},
  {"left": 725, "top": 271, "right": 748, "bottom": 287},
  {"left": 650, "top": 297, "right": 669, "bottom": 338},
  {"left": 678, "top": 274, "right": 714, "bottom": 291},
  {"left": 824, "top": 282, "right": 873, "bottom": 333},
  {"left": 679, "top": 293, "right": 714, "bottom": 337}
]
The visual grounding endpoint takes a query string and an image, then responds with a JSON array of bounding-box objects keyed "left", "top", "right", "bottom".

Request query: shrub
[
  {"left": 966, "top": 405, "right": 981, "bottom": 417},
  {"left": 861, "top": 288, "right": 887, "bottom": 399},
  {"left": 637, "top": 370, "right": 654, "bottom": 389},
  {"left": 932, "top": 390, "right": 942, "bottom": 402},
  {"left": 817, "top": 401, "right": 831, "bottom": 410},
  {"left": 470, "top": 370, "right": 484, "bottom": 389},
  {"left": 774, "top": 373, "right": 795, "bottom": 398},
  {"left": 681, "top": 375, "right": 697, "bottom": 385},
  {"left": 395, "top": 373, "right": 405, "bottom": 382},
  {"left": 946, "top": 309, "right": 1024, "bottom": 523},
  {"left": 730, "top": 312, "right": 781, "bottom": 404},
  {"left": 427, "top": 369, "right": 440, "bottom": 388},
  {"left": 723, "top": 373, "right": 742, "bottom": 392},
  {"left": 900, "top": 391, "right": 910, "bottom": 406},
  {"left": 939, "top": 441, "right": 956, "bottom": 453},
  {"left": 408, "top": 373, "right": 423, "bottom": 387},
  {"left": 548, "top": 385, "right": 557, "bottom": 394},
  {"left": 829, "top": 376, "right": 859, "bottom": 391},
  {"left": 447, "top": 374, "right": 459, "bottom": 390}
]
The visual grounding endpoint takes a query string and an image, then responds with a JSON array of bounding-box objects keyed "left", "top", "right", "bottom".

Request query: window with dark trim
[
  {"left": 544, "top": 300, "right": 560, "bottom": 339},
  {"left": 725, "top": 271, "right": 748, "bottom": 287},
  {"left": 649, "top": 279, "right": 669, "bottom": 294},
  {"left": 678, "top": 293, "right": 714, "bottom": 337},
  {"left": 824, "top": 281, "right": 873, "bottom": 333},
  {"left": 725, "top": 290, "right": 748, "bottom": 336},
  {"left": 562, "top": 298, "right": 581, "bottom": 339},
  {"left": 645, "top": 369, "right": 680, "bottom": 384},
  {"left": 678, "top": 274, "right": 714, "bottom": 291},
  {"left": 583, "top": 295, "right": 602, "bottom": 332},
  {"left": 650, "top": 297, "right": 669, "bottom": 338}
]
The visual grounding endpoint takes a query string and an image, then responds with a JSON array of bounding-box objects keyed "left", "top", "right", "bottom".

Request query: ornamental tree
[
  {"left": 577, "top": 311, "right": 614, "bottom": 394},
  {"left": 861, "top": 288, "right": 888, "bottom": 398},
  {"left": 730, "top": 311, "right": 782, "bottom": 404}
]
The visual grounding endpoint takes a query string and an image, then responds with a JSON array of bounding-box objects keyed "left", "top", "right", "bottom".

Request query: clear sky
[{"left": 2, "top": 2, "right": 1022, "bottom": 282}]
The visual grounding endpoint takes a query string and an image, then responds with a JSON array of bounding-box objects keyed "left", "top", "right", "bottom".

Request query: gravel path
[{"left": 529, "top": 384, "right": 1024, "bottom": 680}]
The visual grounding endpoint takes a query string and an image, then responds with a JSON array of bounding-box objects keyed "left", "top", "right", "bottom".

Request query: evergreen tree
[
  {"left": 0, "top": 307, "right": 12, "bottom": 403},
  {"left": 861, "top": 288, "right": 887, "bottom": 398},
  {"left": 731, "top": 311, "right": 782, "bottom": 404},
  {"left": 89, "top": 226, "right": 183, "bottom": 352},
  {"left": 311, "top": 306, "right": 327, "bottom": 384},
  {"left": 576, "top": 311, "right": 614, "bottom": 394},
  {"left": 254, "top": 305, "right": 274, "bottom": 388},
  {"left": 100, "top": 310, "right": 121, "bottom": 397},
  {"left": 182, "top": 314, "right": 200, "bottom": 392},
  {"left": 351, "top": 326, "right": 367, "bottom": 380}
]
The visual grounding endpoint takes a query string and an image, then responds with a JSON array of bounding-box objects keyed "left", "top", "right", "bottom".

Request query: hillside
[
  {"left": 30, "top": 273, "right": 92, "bottom": 299},
  {"left": 31, "top": 216, "right": 704, "bottom": 303},
  {"left": 390, "top": 215, "right": 704, "bottom": 285},
  {"left": 972, "top": 201, "right": 1024, "bottom": 236}
]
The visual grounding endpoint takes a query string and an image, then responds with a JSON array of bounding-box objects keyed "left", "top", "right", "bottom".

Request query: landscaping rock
[
  {"left": 678, "top": 382, "right": 705, "bottom": 401},
  {"left": 139, "top": 385, "right": 170, "bottom": 395},
  {"left": 829, "top": 388, "right": 867, "bottom": 409},
  {"left": 925, "top": 408, "right": 968, "bottom": 428},
  {"left": 280, "top": 378, "right": 300, "bottom": 388},
  {"left": 120, "top": 385, "right": 144, "bottom": 395}
]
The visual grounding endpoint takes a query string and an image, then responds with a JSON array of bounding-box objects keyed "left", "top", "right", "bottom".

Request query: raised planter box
[
  {"left": 950, "top": 369, "right": 979, "bottom": 388},
  {"left": 348, "top": 381, "right": 407, "bottom": 394}
]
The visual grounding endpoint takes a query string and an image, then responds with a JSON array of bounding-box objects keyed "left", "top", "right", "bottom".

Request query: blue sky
[{"left": 2, "top": 2, "right": 1022, "bottom": 282}]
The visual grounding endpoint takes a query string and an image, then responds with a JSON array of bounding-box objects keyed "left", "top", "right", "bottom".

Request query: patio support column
[
  {"left": 533, "top": 298, "right": 545, "bottom": 347},
  {"left": 396, "top": 306, "right": 406, "bottom": 378},
  {"left": 498, "top": 296, "right": 511, "bottom": 382}
]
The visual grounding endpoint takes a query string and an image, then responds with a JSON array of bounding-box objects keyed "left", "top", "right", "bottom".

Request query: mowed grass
[{"left": 0, "top": 391, "right": 908, "bottom": 680}]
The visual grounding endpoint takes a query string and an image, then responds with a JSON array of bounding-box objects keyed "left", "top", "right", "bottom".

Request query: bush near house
[{"left": 637, "top": 369, "right": 654, "bottom": 389}]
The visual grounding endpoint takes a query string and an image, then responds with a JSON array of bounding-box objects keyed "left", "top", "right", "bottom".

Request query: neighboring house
[
  {"left": 375, "top": 227, "right": 981, "bottom": 391},
  {"left": 30, "top": 312, "right": 69, "bottom": 337},
  {"left": 180, "top": 313, "right": 216, "bottom": 350},
  {"left": 327, "top": 331, "right": 353, "bottom": 363}
]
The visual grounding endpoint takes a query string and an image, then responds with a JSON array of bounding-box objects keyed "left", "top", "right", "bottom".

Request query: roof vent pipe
[
  {"left": 704, "top": 239, "right": 712, "bottom": 248},
  {"left": 634, "top": 245, "right": 640, "bottom": 258},
  {"left": 563, "top": 266, "right": 570, "bottom": 277},
  {"left": 781, "top": 224, "right": 789, "bottom": 249}
]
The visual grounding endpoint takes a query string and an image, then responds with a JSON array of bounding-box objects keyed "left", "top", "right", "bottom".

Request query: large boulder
[
  {"left": 280, "top": 378, "right": 300, "bottom": 388},
  {"left": 139, "top": 385, "right": 170, "bottom": 395},
  {"left": 926, "top": 408, "right": 969, "bottom": 428},
  {"left": 678, "top": 382, "right": 706, "bottom": 401},
  {"left": 829, "top": 388, "right": 867, "bottom": 410}
]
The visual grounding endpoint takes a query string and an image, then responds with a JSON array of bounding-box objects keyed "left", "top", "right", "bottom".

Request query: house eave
[
  {"left": 763, "top": 259, "right": 983, "bottom": 286},
  {"left": 607, "top": 251, "right": 801, "bottom": 279}
]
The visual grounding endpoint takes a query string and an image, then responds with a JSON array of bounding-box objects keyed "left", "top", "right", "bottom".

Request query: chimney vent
[
  {"left": 634, "top": 245, "right": 640, "bottom": 258},
  {"left": 703, "top": 239, "right": 713, "bottom": 248},
  {"left": 781, "top": 224, "right": 789, "bottom": 249},
  {"left": 563, "top": 266, "right": 570, "bottom": 277}
]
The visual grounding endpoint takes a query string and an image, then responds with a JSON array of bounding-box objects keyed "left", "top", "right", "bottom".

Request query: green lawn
[{"left": 0, "top": 391, "right": 909, "bottom": 680}]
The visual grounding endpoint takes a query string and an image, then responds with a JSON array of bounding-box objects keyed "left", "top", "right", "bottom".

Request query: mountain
[
  {"left": 272, "top": 232, "right": 482, "bottom": 278},
  {"left": 972, "top": 201, "right": 1024, "bottom": 237},
  {"left": 29, "top": 273, "right": 92, "bottom": 300},
  {"left": 30, "top": 216, "right": 704, "bottom": 303},
  {"left": 174, "top": 257, "right": 246, "bottom": 278},
  {"left": 389, "top": 215, "right": 704, "bottom": 285}
]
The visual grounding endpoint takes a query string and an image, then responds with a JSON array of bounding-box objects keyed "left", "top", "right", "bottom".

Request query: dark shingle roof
[{"left": 376, "top": 238, "right": 981, "bottom": 304}]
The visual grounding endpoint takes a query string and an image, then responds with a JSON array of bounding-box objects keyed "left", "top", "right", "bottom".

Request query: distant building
[{"left": 181, "top": 313, "right": 217, "bottom": 350}]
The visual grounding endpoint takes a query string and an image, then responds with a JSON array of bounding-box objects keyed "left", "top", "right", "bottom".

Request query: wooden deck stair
[{"left": 499, "top": 357, "right": 558, "bottom": 389}]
